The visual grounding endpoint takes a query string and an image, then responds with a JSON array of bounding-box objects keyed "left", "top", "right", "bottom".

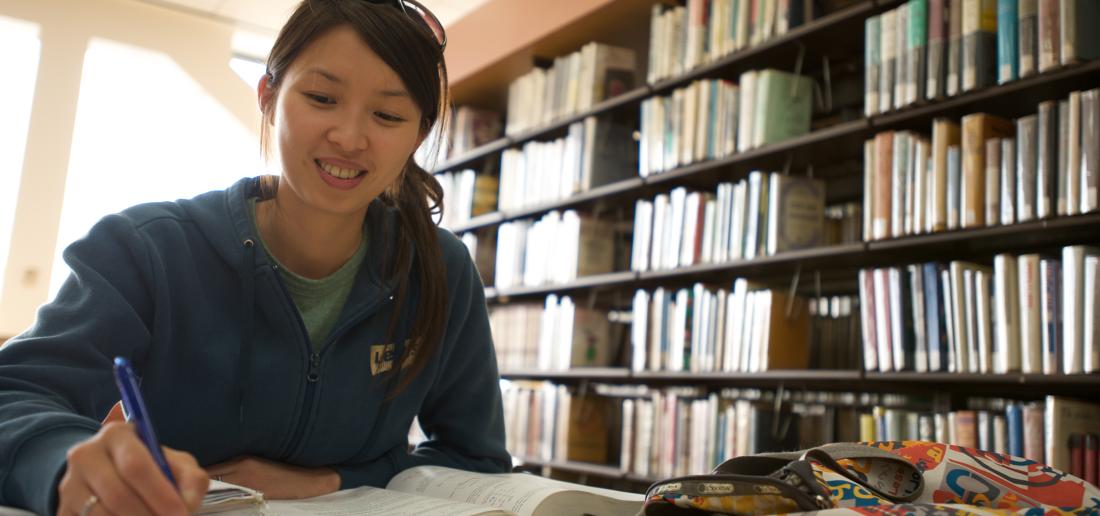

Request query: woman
[{"left": 0, "top": 1, "right": 511, "bottom": 514}]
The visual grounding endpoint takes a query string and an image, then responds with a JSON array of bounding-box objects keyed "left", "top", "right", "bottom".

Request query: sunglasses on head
[{"left": 369, "top": 0, "right": 447, "bottom": 51}]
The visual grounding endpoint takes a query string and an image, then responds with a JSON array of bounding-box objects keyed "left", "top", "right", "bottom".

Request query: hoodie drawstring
[{"left": 239, "top": 238, "right": 255, "bottom": 423}]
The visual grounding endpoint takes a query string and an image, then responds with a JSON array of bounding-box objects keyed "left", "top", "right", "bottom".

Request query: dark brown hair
[{"left": 261, "top": 0, "right": 449, "bottom": 396}]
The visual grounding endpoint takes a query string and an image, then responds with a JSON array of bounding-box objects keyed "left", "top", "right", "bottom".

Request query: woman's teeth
[{"left": 318, "top": 161, "right": 362, "bottom": 179}]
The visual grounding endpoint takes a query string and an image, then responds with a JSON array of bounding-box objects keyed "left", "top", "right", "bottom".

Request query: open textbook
[{"left": 210, "top": 465, "right": 644, "bottom": 516}]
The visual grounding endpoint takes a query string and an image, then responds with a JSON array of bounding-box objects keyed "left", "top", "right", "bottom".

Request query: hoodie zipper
[{"left": 269, "top": 264, "right": 323, "bottom": 458}]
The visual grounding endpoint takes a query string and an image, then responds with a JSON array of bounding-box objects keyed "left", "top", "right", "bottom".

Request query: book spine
[
  {"left": 1018, "top": 0, "right": 1039, "bottom": 77},
  {"left": 928, "top": 0, "right": 948, "bottom": 99},
  {"left": 998, "top": 0, "right": 1020, "bottom": 83},
  {"left": 1022, "top": 401, "right": 1044, "bottom": 463},
  {"left": 924, "top": 263, "right": 949, "bottom": 371},
  {"left": 948, "top": 144, "right": 963, "bottom": 230},
  {"left": 1017, "top": 115, "right": 1039, "bottom": 222},
  {"left": 909, "top": 0, "right": 929, "bottom": 104},
  {"left": 948, "top": 0, "right": 963, "bottom": 96},
  {"left": 962, "top": 114, "right": 987, "bottom": 227},
  {"left": 1066, "top": 91, "right": 1081, "bottom": 216},
  {"left": 1086, "top": 255, "right": 1100, "bottom": 373},
  {"left": 1037, "top": 0, "right": 1060, "bottom": 72},
  {"left": 1001, "top": 137, "right": 1017, "bottom": 224},
  {"left": 986, "top": 137, "right": 1002, "bottom": 225},
  {"left": 962, "top": 0, "right": 998, "bottom": 91},
  {"left": 995, "top": 254, "right": 1021, "bottom": 373},
  {"left": 1006, "top": 402, "right": 1024, "bottom": 456},
  {"left": 1062, "top": 246, "right": 1085, "bottom": 374},
  {"left": 1036, "top": 101, "right": 1058, "bottom": 219},
  {"left": 896, "top": 4, "right": 909, "bottom": 109},
  {"left": 1040, "top": 258, "right": 1061, "bottom": 375},
  {"left": 1019, "top": 254, "right": 1043, "bottom": 373},
  {"left": 867, "top": 16, "right": 882, "bottom": 117},
  {"left": 1083, "top": 88, "right": 1100, "bottom": 214}
]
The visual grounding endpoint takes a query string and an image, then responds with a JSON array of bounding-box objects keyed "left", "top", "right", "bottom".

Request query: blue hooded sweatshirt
[{"left": 0, "top": 177, "right": 511, "bottom": 515}]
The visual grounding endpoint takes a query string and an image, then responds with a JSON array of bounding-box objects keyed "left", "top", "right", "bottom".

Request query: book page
[
  {"left": 387, "top": 466, "right": 642, "bottom": 516},
  {"left": 263, "top": 485, "right": 510, "bottom": 516}
]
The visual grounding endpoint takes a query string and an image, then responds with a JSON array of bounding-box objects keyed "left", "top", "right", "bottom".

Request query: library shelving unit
[{"left": 442, "top": 0, "right": 1100, "bottom": 488}]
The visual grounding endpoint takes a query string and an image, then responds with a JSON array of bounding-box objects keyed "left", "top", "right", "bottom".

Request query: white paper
[{"left": 263, "top": 485, "right": 507, "bottom": 516}]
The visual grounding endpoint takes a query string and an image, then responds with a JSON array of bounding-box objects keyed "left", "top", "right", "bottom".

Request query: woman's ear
[{"left": 257, "top": 73, "right": 274, "bottom": 114}]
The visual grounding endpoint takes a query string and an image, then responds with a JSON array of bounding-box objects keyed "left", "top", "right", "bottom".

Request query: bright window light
[
  {"left": 51, "top": 38, "right": 265, "bottom": 297},
  {"left": 0, "top": 16, "right": 41, "bottom": 299}
]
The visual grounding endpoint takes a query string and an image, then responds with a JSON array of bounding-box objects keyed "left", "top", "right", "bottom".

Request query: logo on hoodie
[{"left": 370, "top": 341, "right": 416, "bottom": 376}]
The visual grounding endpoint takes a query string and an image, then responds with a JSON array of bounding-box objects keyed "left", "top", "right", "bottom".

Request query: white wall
[{"left": 0, "top": 0, "right": 262, "bottom": 337}]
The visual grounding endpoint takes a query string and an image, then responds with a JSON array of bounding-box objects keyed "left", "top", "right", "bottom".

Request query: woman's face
[{"left": 264, "top": 25, "right": 426, "bottom": 218}]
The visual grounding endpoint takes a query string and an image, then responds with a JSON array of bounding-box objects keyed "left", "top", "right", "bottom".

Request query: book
[
  {"left": 1085, "top": 255, "right": 1100, "bottom": 373},
  {"left": 1001, "top": 137, "right": 1017, "bottom": 224},
  {"left": 1062, "top": 246, "right": 1097, "bottom": 374},
  {"left": 908, "top": 0, "right": 928, "bottom": 104},
  {"left": 1018, "top": 254, "right": 1043, "bottom": 373},
  {"left": 1017, "top": 0, "right": 1039, "bottom": 77},
  {"left": 1016, "top": 114, "right": 1039, "bottom": 222},
  {"left": 256, "top": 466, "right": 642, "bottom": 516},
  {"left": 997, "top": 0, "right": 1020, "bottom": 83},
  {"left": 1066, "top": 91, "right": 1081, "bottom": 216},
  {"left": 1040, "top": 257, "right": 1061, "bottom": 375},
  {"left": 961, "top": 113, "right": 1014, "bottom": 228},
  {"left": 932, "top": 119, "right": 961, "bottom": 231},
  {"left": 881, "top": 9, "right": 898, "bottom": 112},
  {"left": 766, "top": 174, "right": 824, "bottom": 255},
  {"left": 1037, "top": 0, "right": 1060, "bottom": 72},
  {"left": 1083, "top": 88, "right": 1100, "bottom": 214},
  {"left": 1045, "top": 397, "right": 1100, "bottom": 474},
  {"left": 994, "top": 254, "right": 1021, "bottom": 373},
  {"left": 198, "top": 480, "right": 265, "bottom": 514},
  {"left": 752, "top": 69, "right": 813, "bottom": 148},
  {"left": 1059, "top": 0, "right": 1100, "bottom": 65},
  {"left": 866, "top": 15, "right": 882, "bottom": 116},
  {"left": 962, "top": 0, "right": 998, "bottom": 92},
  {"left": 1036, "top": 101, "right": 1058, "bottom": 218},
  {"left": 947, "top": 0, "right": 964, "bottom": 96},
  {"left": 928, "top": 0, "right": 948, "bottom": 99}
]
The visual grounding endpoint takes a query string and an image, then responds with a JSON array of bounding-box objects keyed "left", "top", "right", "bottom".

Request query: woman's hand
[
  {"left": 57, "top": 422, "right": 209, "bottom": 516},
  {"left": 206, "top": 456, "right": 340, "bottom": 500}
]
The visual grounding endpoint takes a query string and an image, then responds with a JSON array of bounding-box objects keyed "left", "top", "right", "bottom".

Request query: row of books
[
  {"left": 436, "top": 169, "right": 496, "bottom": 230},
  {"left": 488, "top": 295, "right": 619, "bottom": 372},
  {"left": 631, "top": 173, "right": 827, "bottom": 272},
  {"left": 647, "top": 0, "right": 830, "bottom": 84},
  {"left": 502, "top": 381, "right": 1099, "bottom": 481},
  {"left": 639, "top": 69, "right": 813, "bottom": 177},
  {"left": 505, "top": 43, "right": 637, "bottom": 136},
  {"left": 493, "top": 211, "right": 616, "bottom": 289},
  {"left": 501, "top": 381, "right": 620, "bottom": 466},
  {"left": 857, "top": 247, "right": 1100, "bottom": 375},
  {"left": 863, "top": 90, "right": 1100, "bottom": 241},
  {"left": 629, "top": 282, "right": 813, "bottom": 373},
  {"left": 497, "top": 116, "right": 635, "bottom": 212},
  {"left": 864, "top": 0, "right": 1100, "bottom": 116}
]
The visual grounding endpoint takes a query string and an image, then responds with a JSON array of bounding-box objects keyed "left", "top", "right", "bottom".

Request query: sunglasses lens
[{"left": 400, "top": 0, "right": 446, "bottom": 48}]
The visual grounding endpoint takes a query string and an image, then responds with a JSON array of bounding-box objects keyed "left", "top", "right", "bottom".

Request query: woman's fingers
[
  {"left": 100, "top": 423, "right": 186, "bottom": 516},
  {"left": 60, "top": 431, "right": 151, "bottom": 516},
  {"left": 164, "top": 447, "right": 210, "bottom": 512}
]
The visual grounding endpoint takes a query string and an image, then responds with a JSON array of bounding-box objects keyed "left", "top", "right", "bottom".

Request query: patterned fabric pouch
[
  {"left": 802, "top": 441, "right": 1100, "bottom": 515},
  {"left": 642, "top": 443, "right": 923, "bottom": 515}
]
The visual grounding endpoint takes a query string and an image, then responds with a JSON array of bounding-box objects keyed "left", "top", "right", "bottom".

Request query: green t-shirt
[{"left": 249, "top": 198, "right": 367, "bottom": 350}]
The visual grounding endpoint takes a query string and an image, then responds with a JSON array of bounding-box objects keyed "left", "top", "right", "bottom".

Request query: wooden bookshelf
[{"left": 458, "top": 0, "right": 1100, "bottom": 486}]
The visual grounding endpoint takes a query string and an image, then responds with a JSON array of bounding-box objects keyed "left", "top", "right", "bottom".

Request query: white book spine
[
  {"left": 994, "top": 254, "right": 1021, "bottom": 373},
  {"left": 1084, "top": 255, "right": 1100, "bottom": 373},
  {"left": 1062, "top": 246, "right": 1086, "bottom": 374},
  {"left": 1018, "top": 254, "right": 1043, "bottom": 373}
]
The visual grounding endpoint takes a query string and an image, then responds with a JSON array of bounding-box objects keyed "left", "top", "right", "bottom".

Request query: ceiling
[{"left": 132, "top": 0, "right": 489, "bottom": 34}]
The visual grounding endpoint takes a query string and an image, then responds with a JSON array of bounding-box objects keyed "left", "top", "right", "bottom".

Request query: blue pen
[{"left": 112, "top": 357, "right": 178, "bottom": 486}]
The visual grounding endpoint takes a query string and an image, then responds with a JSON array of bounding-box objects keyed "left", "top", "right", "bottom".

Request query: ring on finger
[{"left": 79, "top": 494, "right": 98, "bottom": 516}]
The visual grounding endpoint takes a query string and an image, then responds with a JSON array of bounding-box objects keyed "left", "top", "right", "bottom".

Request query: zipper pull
[{"left": 307, "top": 352, "right": 321, "bottom": 382}]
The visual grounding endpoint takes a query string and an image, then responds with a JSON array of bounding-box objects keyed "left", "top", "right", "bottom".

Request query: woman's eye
[
  {"left": 376, "top": 112, "right": 405, "bottom": 123},
  {"left": 305, "top": 93, "right": 335, "bottom": 105}
]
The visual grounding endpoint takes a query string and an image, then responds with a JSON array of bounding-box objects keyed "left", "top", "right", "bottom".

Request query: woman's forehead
[{"left": 290, "top": 26, "right": 406, "bottom": 92}]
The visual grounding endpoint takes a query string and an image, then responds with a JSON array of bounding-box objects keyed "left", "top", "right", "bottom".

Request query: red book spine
[
  {"left": 1070, "top": 433, "right": 1084, "bottom": 478},
  {"left": 1086, "top": 433, "right": 1098, "bottom": 487}
]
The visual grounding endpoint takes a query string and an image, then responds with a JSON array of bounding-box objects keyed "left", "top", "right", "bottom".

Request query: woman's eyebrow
[{"left": 303, "top": 66, "right": 408, "bottom": 98}]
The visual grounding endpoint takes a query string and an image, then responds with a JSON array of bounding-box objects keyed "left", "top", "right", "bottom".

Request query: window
[
  {"left": 0, "top": 16, "right": 41, "bottom": 298},
  {"left": 50, "top": 38, "right": 265, "bottom": 297}
]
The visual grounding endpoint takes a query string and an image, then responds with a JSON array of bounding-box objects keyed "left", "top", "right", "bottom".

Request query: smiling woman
[{"left": 0, "top": 2, "right": 511, "bottom": 515}]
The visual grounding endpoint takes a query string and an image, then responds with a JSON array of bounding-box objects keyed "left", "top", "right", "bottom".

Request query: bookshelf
[{"left": 446, "top": 0, "right": 1100, "bottom": 489}]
